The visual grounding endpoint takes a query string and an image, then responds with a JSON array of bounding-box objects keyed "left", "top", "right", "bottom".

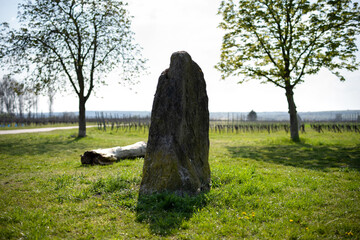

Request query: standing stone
[{"left": 139, "top": 51, "right": 210, "bottom": 196}]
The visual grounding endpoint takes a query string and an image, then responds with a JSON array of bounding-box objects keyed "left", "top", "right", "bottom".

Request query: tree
[
  {"left": 0, "top": 0, "right": 146, "bottom": 137},
  {"left": 247, "top": 110, "right": 257, "bottom": 121},
  {"left": 0, "top": 75, "right": 17, "bottom": 115},
  {"left": 216, "top": 0, "right": 360, "bottom": 141},
  {"left": 47, "top": 85, "right": 55, "bottom": 118},
  {"left": 0, "top": 75, "right": 35, "bottom": 117}
]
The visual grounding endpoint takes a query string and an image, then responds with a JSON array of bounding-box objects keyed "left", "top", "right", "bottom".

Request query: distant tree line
[
  {"left": 0, "top": 75, "right": 39, "bottom": 118},
  {"left": 94, "top": 112, "right": 151, "bottom": 132},
  {"left": 1, "top": 106, "right": 359, "bottom": 129},
  {"left": 0, "top": 112, "right": 78, "bottom": 127},
  {"left": 0, "top": 75, "right": 57, "bottom": 119}
]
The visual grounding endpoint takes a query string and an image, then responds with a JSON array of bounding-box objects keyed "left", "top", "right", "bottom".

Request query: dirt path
[{"left": 0, "top": 126, "right": 95, "bottom": 135}]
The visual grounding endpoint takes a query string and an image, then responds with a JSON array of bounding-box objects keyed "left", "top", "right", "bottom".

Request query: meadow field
[{"left": 0, "top": 126, "right": 359, "bottom": 239}]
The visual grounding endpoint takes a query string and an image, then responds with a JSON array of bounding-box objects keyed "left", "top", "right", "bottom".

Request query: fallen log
[{"left": 81, "top": 141, "right": 147, "bottom": 165}]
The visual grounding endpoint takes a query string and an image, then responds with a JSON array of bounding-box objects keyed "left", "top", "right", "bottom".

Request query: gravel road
[{"left": 0, "top": 126, "right": 95, "bottom": 135}]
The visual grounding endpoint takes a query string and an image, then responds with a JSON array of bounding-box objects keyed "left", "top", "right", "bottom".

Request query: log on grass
[{"left": 81, "top": 141, "right": 147, "bottom": 165}]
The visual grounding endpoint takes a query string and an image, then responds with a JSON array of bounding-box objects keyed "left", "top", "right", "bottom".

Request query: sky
[{"left": 0, "top": 0, "right": 359, "bottom": 113}]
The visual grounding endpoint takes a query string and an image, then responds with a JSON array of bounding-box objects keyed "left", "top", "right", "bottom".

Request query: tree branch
[
  {"left": 253, "top": 30, "right": 279, "bottom": 70},
  {"left": 86, "top": 16, "right": 98, "bottom": 101},
  {"left": 248, "top": 68, "right": 286, "bottom": 89},
  {"left": 36, "top": 37, "right": 80, "bottom": 96},
  {"left": 94, "top": 46, "right": 117, "bottom": 69},
  {"left": 292, "top": 44, "right": 316, "bottom": 87}
]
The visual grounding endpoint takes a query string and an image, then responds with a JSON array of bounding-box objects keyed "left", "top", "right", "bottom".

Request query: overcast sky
[{"left": 1, "top": 0, "right": 359, "bottom": 113}]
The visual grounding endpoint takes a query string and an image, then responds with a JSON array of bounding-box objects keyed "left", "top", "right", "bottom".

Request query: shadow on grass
[
  {"left": 0, "top": 134, "right": 87, "bottom": 156},
  {"left": 135, "top": 192, "right": 207, "bottom": 236},
  {"left": 227, "top": 144, "right": 360, "bottom": 171}
]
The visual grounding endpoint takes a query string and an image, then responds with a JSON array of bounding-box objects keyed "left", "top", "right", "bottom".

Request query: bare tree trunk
[
  {"left": 18, "top": 94, "right": 24, "bottom": 118},
  {"left": 78, "top": 96, "right": 86, "bottom": 137},
  {"left": 81, "top": 141, "right": 147, "bottom": 165},
  {"left": 285, "top": 87, "right": 300, "bottom": 142},
  {"left": 34, "top": 95, "right": 38, "bottom": 116},
  {"left": 48, "top": 87, "right": 54, "bottom": 118}
]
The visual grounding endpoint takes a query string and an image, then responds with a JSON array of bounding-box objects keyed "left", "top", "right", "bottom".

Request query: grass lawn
[{"left": 0, "top": 127, "right": 359, "bottom": 239}]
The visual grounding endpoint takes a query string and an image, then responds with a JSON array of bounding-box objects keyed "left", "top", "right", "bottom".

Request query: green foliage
[
  {"left": 1, "top": 0, "right": 146, "bottom": 91},
  {"left": 216, "top": 0, "right": 360, "bottom": 86},
  {"left": 0, "top": 127, "right": 359, "bottom": 239}
]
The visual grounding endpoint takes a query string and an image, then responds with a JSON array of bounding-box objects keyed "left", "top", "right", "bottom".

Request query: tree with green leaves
[
  {"left": 216, "top": 0, "right": 360, "bottom": 141},
  {"left": 0, "top": 0, "right": 146, "bottom": 137},
  {"left": 247, "top": 110, "right": 257, "bottom": 121}
]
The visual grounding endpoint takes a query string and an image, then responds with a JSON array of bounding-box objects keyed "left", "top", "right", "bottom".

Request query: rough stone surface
[{"left": 140, "top": 51, "right": 210, "bottom": 196}]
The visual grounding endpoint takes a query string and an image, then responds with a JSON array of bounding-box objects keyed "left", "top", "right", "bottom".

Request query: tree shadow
[
  {"left": 227, "top": 143, "right": 360, "bottom": 171},
  {"left": 135, "top": 192, "right": 207, "bottom": 236},
  {"left": 0, "top": 134, "right": 87, "bottom": 156}
]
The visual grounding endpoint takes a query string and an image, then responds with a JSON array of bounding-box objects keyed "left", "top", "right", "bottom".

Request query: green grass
[{"left": 0, "top": 127, "right": 359, "bottom": 239}]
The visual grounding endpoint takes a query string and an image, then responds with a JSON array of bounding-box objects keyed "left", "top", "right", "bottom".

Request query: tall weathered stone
[{"left": 140, "top": 51, "right": 210, "bottom": 196}]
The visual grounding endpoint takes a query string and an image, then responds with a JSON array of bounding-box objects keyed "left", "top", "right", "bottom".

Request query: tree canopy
[
  {"left": 0, "top": 0, "right": 147, "bottom": 137},
  {"left": 216, "top": 0, "right": 360, "bottom": 141},
  {"left": 247, "top": 110, "right": 257, "bottom": 121}
]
